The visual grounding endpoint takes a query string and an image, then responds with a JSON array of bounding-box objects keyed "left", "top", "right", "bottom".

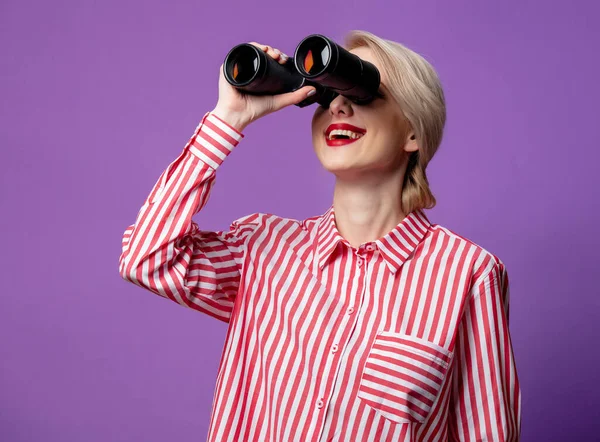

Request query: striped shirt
[{"left": 119, "top": 112, "right": 521, "bottom": 441}]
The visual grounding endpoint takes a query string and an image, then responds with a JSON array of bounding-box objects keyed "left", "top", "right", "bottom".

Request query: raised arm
[
  {"left": 119, "top": 42, "right": 316, "bottom": 322},
  {"left": 118, "top": 112, "right": 258, "bottom": 322}
]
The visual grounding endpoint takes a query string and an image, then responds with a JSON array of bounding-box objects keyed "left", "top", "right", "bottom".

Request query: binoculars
[{"left": 223, "top": 34, "right": 382, "bottom": 108}]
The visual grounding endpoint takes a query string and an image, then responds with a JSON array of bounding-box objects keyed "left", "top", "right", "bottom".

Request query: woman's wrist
[{"left": 209, "top": 107, "right": 250, "bottom": 133}]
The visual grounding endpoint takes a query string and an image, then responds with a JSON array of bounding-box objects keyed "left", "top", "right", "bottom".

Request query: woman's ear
[{"left": 404, "top": 132, "right": 418, "bottom": 153}]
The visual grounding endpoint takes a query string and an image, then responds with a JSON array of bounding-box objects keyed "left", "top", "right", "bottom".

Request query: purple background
[{"left": 2, "top": 0, "right": 599, "bottom": 440}]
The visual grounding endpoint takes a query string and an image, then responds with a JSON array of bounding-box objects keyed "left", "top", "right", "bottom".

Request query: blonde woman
[{"left": 119, "top": 30, "right": 521, "bottom": 442}]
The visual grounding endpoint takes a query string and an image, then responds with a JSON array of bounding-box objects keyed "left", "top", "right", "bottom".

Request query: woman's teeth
[{"left": 328, "top": 129, "right": 364, "bottom": 140}]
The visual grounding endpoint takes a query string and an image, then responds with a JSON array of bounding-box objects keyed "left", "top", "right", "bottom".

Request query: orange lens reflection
[
  {"left": 304, "top": 50, "right": 314, "bottom": 73},
  {"left": 233, "top": 63, "right": 239, "bottom": 80}
]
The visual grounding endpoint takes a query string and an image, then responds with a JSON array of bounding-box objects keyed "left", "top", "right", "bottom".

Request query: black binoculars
[{"left": 223, "top": 34, "right": 382, "bottom": 108}]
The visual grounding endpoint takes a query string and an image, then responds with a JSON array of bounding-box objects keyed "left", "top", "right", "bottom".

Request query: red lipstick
[{"left": 325, "top": 123, "right": 366, "bottom": 147}]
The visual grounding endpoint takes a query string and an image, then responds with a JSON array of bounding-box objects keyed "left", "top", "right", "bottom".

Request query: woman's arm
[
  {"left": 118, "top": 112, "right": 256, "bottom": 323},
  {"left": 447, "top": 260, "right": 522, "bottom": 441},
  {"left": 119, "top": 42, "right": 314, "bottom": 323}
]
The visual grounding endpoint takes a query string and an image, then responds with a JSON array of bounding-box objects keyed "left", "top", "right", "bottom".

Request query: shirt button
[
  {"left": 366, "top": 244, "right": 375, "bottom": 251},
  {"left": 357, "top": 259, "right": 363, "bottom": 267},
  {"left": 347, "top": 306, "right": 354, "bottom": 315},
  {"left": 331, "top": 344, "right": 338, "bottom": 353},
  {"left": 317, "top": 398, "right": 324, "bottom": 408}
]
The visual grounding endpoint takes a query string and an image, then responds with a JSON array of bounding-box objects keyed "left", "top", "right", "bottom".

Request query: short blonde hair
[{"left": 344, "top": 30, "right": 447, "bottom": 214}]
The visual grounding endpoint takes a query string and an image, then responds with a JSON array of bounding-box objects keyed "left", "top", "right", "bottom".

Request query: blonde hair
[{"left": 344, "top": 30, "right": 447, "bottom": 214}]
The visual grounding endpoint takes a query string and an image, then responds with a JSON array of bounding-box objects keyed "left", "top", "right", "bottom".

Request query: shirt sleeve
[
  {"left": 118, "top": 112, "right": 259, "bottom": 323},
  {"left": 447, "top": 260, "right": 522, "bottom": 441}
]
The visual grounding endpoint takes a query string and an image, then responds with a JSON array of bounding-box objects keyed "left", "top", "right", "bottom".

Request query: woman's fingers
[
  {"left": 272, "top": 86, "right": 316, "bottom": 110},
  {"left": 248, "top": 42, "right": 289, "bottom": 64}
]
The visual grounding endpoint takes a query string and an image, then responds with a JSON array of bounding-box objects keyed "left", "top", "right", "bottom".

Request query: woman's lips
[
  {"left": 324, "top": 123, "right": 366, "bottom": 147},
  {"left": 325, "top": 136, "right": 363, "bottom": 147},
  {"left": 325, "top": 123, "right": 367, "bottom": 137}
]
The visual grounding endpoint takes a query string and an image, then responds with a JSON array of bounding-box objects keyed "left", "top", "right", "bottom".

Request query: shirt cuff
[{"left": 186, "top": 112, "right": 245, "bottom": 169}]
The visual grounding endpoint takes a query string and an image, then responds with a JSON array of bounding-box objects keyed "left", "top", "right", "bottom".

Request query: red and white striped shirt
[{"left": 119, "top": 112, "right": 521, "bottom": 442}]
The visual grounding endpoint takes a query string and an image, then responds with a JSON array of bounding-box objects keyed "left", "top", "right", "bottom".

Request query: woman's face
[{"left": 311, "top": 46, "right": 417, "bottom": 178}]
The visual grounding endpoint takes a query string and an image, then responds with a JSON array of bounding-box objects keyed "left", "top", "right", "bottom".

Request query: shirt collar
[{"left": 315, "top": 205, "right": 432, "bottom": 274}]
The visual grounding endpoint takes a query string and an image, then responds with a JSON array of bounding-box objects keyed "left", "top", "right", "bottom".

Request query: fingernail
[{"left": 306, "top": 89, "right": 316, "bottom": 97}]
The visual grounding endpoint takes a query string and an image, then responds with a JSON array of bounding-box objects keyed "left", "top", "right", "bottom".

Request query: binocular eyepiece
[{"left": 223, "top": 34, "right": 381, "bottom": 108}]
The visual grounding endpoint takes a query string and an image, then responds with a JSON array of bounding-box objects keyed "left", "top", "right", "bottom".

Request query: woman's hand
[{"left": 210, "top": 42, "right": 316, "bottom": 132}]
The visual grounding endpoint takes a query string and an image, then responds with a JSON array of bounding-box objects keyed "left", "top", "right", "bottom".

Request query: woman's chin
[
  {"left": 320, "top": 160, "right": 371, "bottom": 179},
  {"left": 315, "top": 144, "right": 376, "bottom": 177}
]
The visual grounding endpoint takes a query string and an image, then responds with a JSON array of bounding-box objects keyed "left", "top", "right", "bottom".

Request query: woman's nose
[{"left": 328, "top": 94, "right": 354, "bottom": 116}]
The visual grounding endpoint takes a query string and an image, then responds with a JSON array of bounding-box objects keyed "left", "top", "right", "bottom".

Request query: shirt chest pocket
[{"left": 357, "top": 330, "right": 453, "bottom": 425}]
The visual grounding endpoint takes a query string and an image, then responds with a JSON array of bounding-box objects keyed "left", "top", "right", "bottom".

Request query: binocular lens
[
  {"left": 226, "top": 46, "right": 259, "bottom": 85},
  {"left": 297, "top": 37, "right": 331, "bottom": 76},
  {"left": 295, "top": 34, "right": 381, "bottom": 104},
  {"left": 303, "top": 50, "right": 314, "bottom": 74}
]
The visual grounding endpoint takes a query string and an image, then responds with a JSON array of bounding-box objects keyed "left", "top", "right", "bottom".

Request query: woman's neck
[{"left": 332, "top": 169, "right": 407, "bottom": 248}]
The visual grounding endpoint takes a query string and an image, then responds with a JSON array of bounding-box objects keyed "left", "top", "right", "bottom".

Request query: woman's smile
[{"left": 325, "top": 122, "right": 366, "bottom": 147}]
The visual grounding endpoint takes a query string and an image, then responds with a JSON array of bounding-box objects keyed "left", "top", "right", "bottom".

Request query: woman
[{"left": 119, "top": 30, "right": 521, "bottom": 442}]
